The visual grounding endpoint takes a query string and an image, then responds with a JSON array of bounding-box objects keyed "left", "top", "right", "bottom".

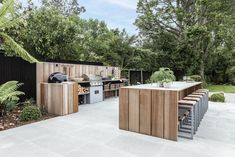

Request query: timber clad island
[{"left": 119, "top": 82, "right": 202, "bottom": 141}]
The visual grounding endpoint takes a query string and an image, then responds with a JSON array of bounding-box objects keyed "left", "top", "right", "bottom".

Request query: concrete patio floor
[{"left": 1, "top": 94, "right": 235, "bottom": 157}]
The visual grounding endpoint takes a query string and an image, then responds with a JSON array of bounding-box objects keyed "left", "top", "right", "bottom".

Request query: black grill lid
[{"left": 48, "top": 72, "right": 68, "bottom": 83}]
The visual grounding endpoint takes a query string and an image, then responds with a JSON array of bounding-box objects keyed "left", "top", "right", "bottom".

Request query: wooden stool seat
[
  {"left": 188, "top": 94, "right": 203, "bottom": 98},
  {"left": 192, "top": 92, "right": 205, "bottom": 95},
  {"left": 197, "top": 89, "right": 209, "bottom": 92},
  {"left": 178, "top": 100, "right": 196, "bottom": 106},
  {"left": 184, "top": 97, "right": 200, "bottom": 102},
  {"left": 196, "top": 91, "right": 207, "bottom": 94}
]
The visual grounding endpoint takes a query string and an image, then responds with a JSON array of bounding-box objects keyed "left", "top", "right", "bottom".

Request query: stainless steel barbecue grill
[
  {"left": 87, "top": 75, "right": 103, "bottom": 104},
  {"left": 89, "top": 75, "right": 103, "bottom": 86}
]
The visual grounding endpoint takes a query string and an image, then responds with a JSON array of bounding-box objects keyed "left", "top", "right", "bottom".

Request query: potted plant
[
  {"left": 163, "top": 79, "right": 172, "bottom": 88},
  {"left": 150, "top": 68, "right": 176, "bottom": 87}
]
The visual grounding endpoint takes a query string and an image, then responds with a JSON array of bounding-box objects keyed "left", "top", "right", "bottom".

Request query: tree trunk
[{"left": 200, "top": 60, "right": 205, "bottom": 82}]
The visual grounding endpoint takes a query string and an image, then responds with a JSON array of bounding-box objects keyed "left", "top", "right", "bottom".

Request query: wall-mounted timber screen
[{"left": 36, "top": 62, "right": 121, "bottom": 105}]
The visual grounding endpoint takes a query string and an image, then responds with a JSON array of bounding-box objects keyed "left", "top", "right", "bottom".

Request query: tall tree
[{"left": 136, "top": 0, "right": 235, "bottom": 80}]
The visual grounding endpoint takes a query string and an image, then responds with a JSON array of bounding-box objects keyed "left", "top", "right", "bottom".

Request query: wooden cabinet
[{"left": 40, "top": 82, "right": 78, "bottom": 116}]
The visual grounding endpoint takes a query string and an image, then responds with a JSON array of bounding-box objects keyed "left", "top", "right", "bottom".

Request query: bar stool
[
  {"left": 196, "top": 89, "right": 209, "bottom": 112},
  {"left": 183, "top": 97, "right": 200, "bottom": 132},
  {"left": 178, "top": 100, "right": 196, "bottom": 139},
  {"left": 187, "top": 94, "right": 203, "bottom": 123},
  {"left": 192, "top": 92, "right": 207, "bottom": 117}
]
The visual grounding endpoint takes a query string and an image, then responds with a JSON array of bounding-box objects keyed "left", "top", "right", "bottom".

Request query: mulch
[{"left": 0, "top": 107, "right": 57, "bottom": 131}]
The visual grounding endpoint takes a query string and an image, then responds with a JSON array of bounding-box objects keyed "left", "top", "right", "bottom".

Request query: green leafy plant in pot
[{"left": 150, "top": 68, "right": 176, "bottom": 87}]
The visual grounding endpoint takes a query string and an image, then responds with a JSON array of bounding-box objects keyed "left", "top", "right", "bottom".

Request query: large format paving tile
[
  {"left": 0, "top": 134, "right": 24, "bottom": 149},
  {"left": 158, "top": 145, "right": 213, "bottom": 157},
  {"left": 1, "top": 95, "right": 235, "bottom": 157},
  {"left": 31, "top": 134, "right": 89, "bottom": 156},
  {"left": 66, "top": 143, "right": 137, "bottom": 157},
  {"left": 0, "top": 141, "right": 63, "bottom": 157},
  {"left": 107, "top": 135, "right": 165, "bottom": 157}
]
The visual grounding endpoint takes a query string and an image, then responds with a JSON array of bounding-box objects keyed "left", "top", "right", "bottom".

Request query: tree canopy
[
  {"left": 135, "top": 0, "right": 235, "bottom": 83},
  {"left": 4, "top": 0, "right": 235, "bottom": 84}
]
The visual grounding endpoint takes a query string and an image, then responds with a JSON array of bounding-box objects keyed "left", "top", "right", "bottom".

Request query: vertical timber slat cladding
[
  {"left": 119, "top": 88, "right": 129, "bottom": 130},
  {"left": 37, "top": 62, "right": 121, "bottom": 82},
  {"left": 139, "top": 89, "right": 152, "bottom": 135},
  {"left": 164, "top": 91, "right": 178, "bottom": 141},
  {"left": 73, "top": 83, "right": 79, "bottom": 112},
  {"left": 151, "top": 90, "right": 164, "bottom": 138},
  {"left": 0, "top": 54, "right": 36, "bottom": 100},
  {"left": 119, "top": 82, "right": 203, "bottom": 141},
  {"left": 40, "top": 83, "right": 78, "bottom": 116},
  {"left": 128, "top": 89, "right": 140, "bottom": 132}
]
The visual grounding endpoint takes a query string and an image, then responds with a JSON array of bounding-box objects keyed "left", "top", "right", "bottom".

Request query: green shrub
[
  {"left": 5, "top": 100, "right": 18, "bottom": 112},
  {"left": 190, "top": 75, "right": 202, "bottom": 81},
  {"left": 23, "top": 98, "right": 36, "bottom": 107},
  {"left": 209, "top": 93, "right": 225, "bottom": 102},
  {"left": 20, "top": 106, "right": 42, "bottom": 121}
]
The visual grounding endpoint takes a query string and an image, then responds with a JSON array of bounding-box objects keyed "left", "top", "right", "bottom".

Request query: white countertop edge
[{"left": 121, "top": 82, "right": 203, "bottom": 91}]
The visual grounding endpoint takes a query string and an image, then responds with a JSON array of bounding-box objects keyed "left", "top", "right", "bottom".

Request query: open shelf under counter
[
  {"left": 78, "top": 92, "right": 90, "bottom": 96},
  {"left": 103, "top": 88, "right": 119, "bottom": 92}
]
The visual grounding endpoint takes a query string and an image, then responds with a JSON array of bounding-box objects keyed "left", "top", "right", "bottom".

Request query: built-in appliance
[
  {"left": 48, "top": 72, "right": 68, "bottom": 83},
  {"left": 79, "top": 74, "right": 103, "bottom": 104},
  {"left": 88, "top": 75, "right": 103, "bottom": 104}
]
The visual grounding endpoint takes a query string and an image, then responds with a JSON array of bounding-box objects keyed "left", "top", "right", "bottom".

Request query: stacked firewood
[{"left": 77, "top": 84, "right": 89, "bottom": 94}]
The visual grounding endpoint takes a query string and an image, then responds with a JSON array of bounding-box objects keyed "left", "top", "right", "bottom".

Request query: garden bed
[{"left": 0, "top": 107, "right": 57, "bottom": 131}]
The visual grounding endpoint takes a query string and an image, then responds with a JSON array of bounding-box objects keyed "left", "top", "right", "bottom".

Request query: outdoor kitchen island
[{"left": 119, "top": 82, "right": 203, "bottom": 141}]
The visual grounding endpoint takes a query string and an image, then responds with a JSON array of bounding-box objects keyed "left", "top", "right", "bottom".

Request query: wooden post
[{"left": 141, "top": 69, "right": 143, "bottom": 84}]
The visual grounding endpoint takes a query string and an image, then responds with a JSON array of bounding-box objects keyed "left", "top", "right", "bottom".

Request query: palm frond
[
  {"left": 0, "top": 81, "right": 22, "bottom": 93},
  {"left": 0, "top": 81, "right": 23, "bottom": 97},
  {"left": 0, "top": 32, "right": 38, "bottom": 63},
  {"left": 0, "top": 16, "right": 20, "bottom": 28},
  {"left": 0, "top": 0, "right": 14, "bottom": 19},
  {"left": 0, "top": 81, "right": 24, "bottom": 104},
  {"left": 0, "top": 91, "right": 24, "bottom": 103}
]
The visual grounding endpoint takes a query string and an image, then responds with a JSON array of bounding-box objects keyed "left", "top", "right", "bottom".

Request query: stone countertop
[{"left": 121, "top": 81, "right": 202, "bottom": 91}]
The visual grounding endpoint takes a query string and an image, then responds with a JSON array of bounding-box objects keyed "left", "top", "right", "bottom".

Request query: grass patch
[{"left": 207, "top": 85, "right": 235, "bottom": 93}]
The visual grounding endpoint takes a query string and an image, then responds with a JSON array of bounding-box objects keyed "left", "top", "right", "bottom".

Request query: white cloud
[{"left": 104, "top": 0, "right": 138, "bottom": 10}]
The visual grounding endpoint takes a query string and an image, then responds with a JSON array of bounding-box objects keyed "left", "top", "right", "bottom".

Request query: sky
[{"left": 17, "top": 0, "right": 139, "bottom": 35}]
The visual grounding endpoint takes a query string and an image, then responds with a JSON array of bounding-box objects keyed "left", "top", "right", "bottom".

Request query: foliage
[
  {"left": 150, "top": 68, "right": 176, "bottom": 85},
  {"left": 0, "top": 81, "right": 24, "bottom": 105},
  {"left": 41, "top": 0, "right": 85, "bottom": 16},
  {"left": 22, "top": 98, "right": 36, "bottom": 107},
  {"left": 19, "top": 7, "right": 80, "bottom": 60},
  {"left": 135, "top": 0, "right": 235, "bottom": 82},
  {"left": 0, "top": 81, "right": 24, "bottom": 116},
  {"left": 4, "top": 100, "right": 18, "bottom": 112},
  {"left": 20, "top": 105, "right": 42, "bottom": 121},
  {"left": 3, "top": 0, "right": 235, "bottom": 85},
  {"left": 7, "top": 4, "right": 155, "bottom": 71},
  {"left": 0, "top": 0, "right": 38, "bottom": 63},
  {"left": 190, "top": 75, "right": 202, "bottom": 82},
  {"left": 209, "top": 93, "right": 225, "bottom": 102},
  {"left": 226, "top": 66, "right": 235, "bottom": 84}
]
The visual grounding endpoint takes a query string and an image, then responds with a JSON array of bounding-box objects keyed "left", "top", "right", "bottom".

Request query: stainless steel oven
[{"left": 89, "top": 85, "right": 103, "bottom": 104}]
